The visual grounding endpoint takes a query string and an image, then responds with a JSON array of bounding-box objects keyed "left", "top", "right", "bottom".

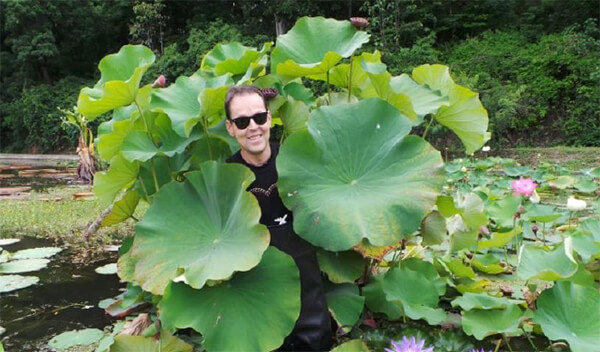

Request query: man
[{"left": 225, "top": 86, "right": 332, "bottom": 351}]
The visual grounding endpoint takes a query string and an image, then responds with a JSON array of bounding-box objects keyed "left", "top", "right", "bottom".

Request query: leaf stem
[
  {"left": 348, "top": 58, "right": 353, "bottom": 103},
  {"left": 201, "top": 115, "right": 213, "bottom": 160},
  {"left": 502, "top": 334, "right": 514, "bottom": 352},
  {"left": 522, "top": 328, "right": 538, "bottom": 351},
  {"left": 327, "top": 70, "right": 331, "bottom": 104},
  {"left": 422, "top": 114, "right": 435, "bottom": 140},
  {"left": 135, "top": 99, "right": 160, "bottom": 193}
]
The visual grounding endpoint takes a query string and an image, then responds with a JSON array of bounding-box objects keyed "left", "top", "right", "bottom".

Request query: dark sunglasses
[{"left": 230, "top": 111, "right": 268, "bottom": 129}]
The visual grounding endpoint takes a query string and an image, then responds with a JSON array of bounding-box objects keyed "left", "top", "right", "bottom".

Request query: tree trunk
[{"left": 76, "top": 135, "right": 97, "bottom": 184}]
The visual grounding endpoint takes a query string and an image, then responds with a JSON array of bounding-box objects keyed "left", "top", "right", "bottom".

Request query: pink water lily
[
  {"left": 511, "top": 177, "right": 537, "bottom": 196},
  {"left": 385, "top": 336, "right": 434, "bottom": 352}
]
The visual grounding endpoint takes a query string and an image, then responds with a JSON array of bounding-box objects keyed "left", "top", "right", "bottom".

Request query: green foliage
[{"left": 1, "top": 76, "right": 92, "bottom": 152}]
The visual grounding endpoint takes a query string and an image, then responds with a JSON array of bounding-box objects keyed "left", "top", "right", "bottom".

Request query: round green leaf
[
  {"left": 574, "top": 178, "right": 599, "bottom": 193},
  {"left": 150, "top": 74, "right": 232, "bottom": 137},
  {"left": 548, "top": 175, "right": 576, "bottom": 189},
  {"left": 78, "top": 45, "right": 155, "bottom": 119},
  {"left": 278, "top": 98, "right": 444, "bottom": 251},
  {"left": 461, "top": 305, "right": 523, "bottom": 340},
  {"left": 517, "top": 241, "right": 578, "bottom": 281},
  {"left": 11, "top": 247, "right": 62, "bottom": 259},
  {"left": 325, "top": 282, "right": 365, "bottom": 329},
  {"left": 128, "top": 161, "right": 269, "bottom": 294},
  {"left": 412, "top": 65, "right": 490, "bottom": 154},
  {"left": 420, "top": 211, "right": 447, "bottom": 246},
  {"left": 0, "top": 275, "right": 39, "bottom": 293},
  {"left": 101, "top": 190, "right": 141, "bottom": 227},
  {"left": 533, "top": 281, "right": 600, "bottom": 352},
  {"left": 363, "top": 273, "right": 404, "bottom": 320},
  {"left": 110, "top": 330, "right": 192, "bottom": 352},
  {"left": 93, "top": 154, "right": 140, "bottom": 207},
  {"left": 471, "top": 253, "right": 506, "bottom": 275},
  {"left": 317, "top": 249, "right": 365, "bottom": 284},
  {"left": 201, "top": 42, "right": 271, "bottom": 77},
  {"left": 0, "top": 259, "right": 49, "bottom": 274},
  {"left": 383, "top": 266, "right": 446, "bottom": 325},
  {"left": 451, "top": 292, "right": 523, "bottom": 311},
  {"left": 48, "top": 328, "right": 104, "bottom": 350},
  {"left": 477, "top": 226, "right": 521, "bottom": 251},
  {"left": 271, "top": 17, "right": 370, "bottom": 80},
  {"left": 159, "top": 247, "right": 300, "bottom": 352},
  {"left": 441, "top": 258, "right": 476, "bottom": 279},
  {"left": 331, "top": 339, "right": 370, "bottom": 352}
]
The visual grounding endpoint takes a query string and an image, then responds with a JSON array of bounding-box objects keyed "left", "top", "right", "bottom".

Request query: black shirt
[{"left": 226, "top": 143, "right": 292, "bottom": 227}]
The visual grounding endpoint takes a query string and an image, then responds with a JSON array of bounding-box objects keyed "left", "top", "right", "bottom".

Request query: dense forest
[{"left": 1, "top": 0, "right": 598, "bottom": 153}]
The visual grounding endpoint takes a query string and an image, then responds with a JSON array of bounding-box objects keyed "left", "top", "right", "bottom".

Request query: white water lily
[
  {"left": 530, "top": 190, "right": 540, "bottom": 203},
  {"left": 482, "top": 146, "right": 491, "bottom": 152},
  {"left": 461, "top": 166, "right": 467, "bottom": 172},
  {"left": 566, "top": 196, "right": 586, "bottom": 211}
]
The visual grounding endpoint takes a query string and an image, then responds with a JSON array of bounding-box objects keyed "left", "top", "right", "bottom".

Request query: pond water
[
  {"left": 1, "top": 237, "right": 121, "bottom": 351},
  {"left": 0, "top": 163, "right": 84, "bottom": 191}
]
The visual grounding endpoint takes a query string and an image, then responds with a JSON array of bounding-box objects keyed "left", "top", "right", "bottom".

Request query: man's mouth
[{"left": 248, "top": 134, "right": 261, "bottom": 141}]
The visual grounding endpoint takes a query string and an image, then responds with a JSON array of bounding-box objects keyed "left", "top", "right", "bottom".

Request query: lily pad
[
  {"left": 548, "top": 175, "right": 576, "bottom": 189},
  {"left": 95, "top": 263, "right": 117, "bottom": 275},
  {"left": 278, "top": 98, "right": 444, "bottom": 251},
  {"left": 127, "top": 161, "right": 269, "bottom": 295},
  {"left": 331, "top": 339, "right": 370, "bottom": 352},
  {"left": 363, "top": 273, "right": 404, "bottom": 320},
  {"left": 159, "top": 247, "right": 300, "bottom": 352},
  {"left": 0, "top": 239, "right": 20, "bottom": 246},
  {"left": 110, "top": 330, "right": 193, "bottom": 352},
  {"left": 0, "top": 275, "right": 39, "bottom": 293},
  {"left": 0, "top": 259, "right": 50, "bottom": 274},
  {"left": 574, "top": 178, "right": 599, "bottom": 193},
  {"left": 477, "top": 226, "right": 521, "bottom": 251},
  {"left": 420, "top": 211, "right": 447, "bottom": 246},
  {"left": 533, "top": 281, "right": 600, "bottom": 352},
  {"left": 48, "top": 328, "right": 104, "bottom": 350},
  {"left": 11, "top": 247, "right": 62, "bottom": 260}
]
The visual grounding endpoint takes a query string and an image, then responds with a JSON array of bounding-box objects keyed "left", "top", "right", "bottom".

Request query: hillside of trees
[{"left": 1, "top": 0, "right": 598, "bottom": 153}]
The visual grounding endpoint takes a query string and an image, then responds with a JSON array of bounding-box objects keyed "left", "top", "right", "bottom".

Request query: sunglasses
[{"left": 230, "top": 111, "right": 269, "bottom": 129}]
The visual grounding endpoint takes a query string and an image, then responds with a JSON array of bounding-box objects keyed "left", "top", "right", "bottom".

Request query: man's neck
[{"left": 240, "top": 144, "right": 272, "bottom": 167}]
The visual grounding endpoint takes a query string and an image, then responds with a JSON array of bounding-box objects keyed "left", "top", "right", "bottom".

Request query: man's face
[{"left": 225, "top": 93, "right": 271, "bottom": 160}]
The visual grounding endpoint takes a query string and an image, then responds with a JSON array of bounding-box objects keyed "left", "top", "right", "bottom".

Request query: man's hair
[{"left": 224, "top": 85, "right": 267, "bottom": 120}]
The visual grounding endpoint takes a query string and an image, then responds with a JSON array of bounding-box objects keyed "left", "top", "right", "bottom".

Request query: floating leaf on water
[
  {"left": 95, "top": 263, "right": 118, "bottom": 275},
  {"left": 0, "top": 239, "right": 20, "bottom": 246},
  {"left": 533, "top": 281, "right": 600, "bottom": 352},
  {"left": 503, "top": 166, "right": 531, "bottom": 177},
  {"left": 98, "top": 298, "right": 117, "bottom": 309},
  {"left": 548, "top": 175, "right": 576, "bottom": 189},
  {"left": 110, "top": 330, "right": 193, "bottom": 352},
  {"left": 471, "top": 253, "right": 506, "bottom": 275},
  {"left": 0, "top": 275, "right": 39, "bottom": 293},
  {"left": 11, "top": 247, "right": 62, "bottom": 260},
  {"left": 574, "top": 178, "right": 599, "bottom": 193},
  {"left": 0, "top": 259, "right": 50, "bottom": 274},
  {"left": 48, "top": 328, "right": 104, "bottom": 350}
]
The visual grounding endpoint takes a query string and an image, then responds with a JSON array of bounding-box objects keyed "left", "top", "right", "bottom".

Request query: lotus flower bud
[
  {"left": 479, "top": 225, "right": 490, "bottom": 235},
  {"left": 532, "top": 225, "right": 539, "bottom": 235},
  {"left": 260, "top": 88, "right": 278, "bottom": 100},
  {"left": 350, "top": 17, "right": 369, "bottom": 29},
  {"left": 152, "top": 75, "right": 166, "bottom": 88},
  {"left": 567, "top": 196, "right": 586, "bottom": 211}
]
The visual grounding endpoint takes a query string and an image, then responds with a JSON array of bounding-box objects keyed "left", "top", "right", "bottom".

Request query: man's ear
[{"left": 225, "top": 119, "right": 234, "bottom": 136}]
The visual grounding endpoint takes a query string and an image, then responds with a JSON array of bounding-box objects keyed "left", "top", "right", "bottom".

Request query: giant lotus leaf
[
  {"left": 533, "top": 281, "right": 600, "bottom": 352},
  {"left": 78, "top": 45, "right": 155, "bottom": 119},
  {"left": 126, "top": 161, "right": 269, "bottom": 294},
  {"left": 271, "top": 17, "right": 370, "bottom": 80},
  {"left": 412, "top": 64, "right": 490, "bottom": 154},
  {"left": 159, "top": 247, "right": 300, "bottom": 352},
  {"left": 200, "top": 42, "right": 271, "bottom": 79},
  {"left": 278, "top": 98, "right": 444, "bottom": 251}
]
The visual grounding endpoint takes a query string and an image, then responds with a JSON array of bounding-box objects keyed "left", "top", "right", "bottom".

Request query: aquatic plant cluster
[{"left": 34, "top": 16, "right": 599, "bottom": 352}]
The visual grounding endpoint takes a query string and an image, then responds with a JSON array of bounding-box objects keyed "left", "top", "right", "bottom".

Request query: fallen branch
[{"left": 84, "top": 205, "right": 113, "bottom": 240}]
